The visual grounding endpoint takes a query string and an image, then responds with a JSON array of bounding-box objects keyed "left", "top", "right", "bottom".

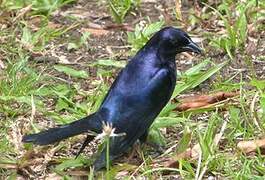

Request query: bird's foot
[
  {"left": 144, "top": 141, "right": 164, "bottom": 154},
  {"left": 128, "top": 142, "right": 142, "bottom": 160}
]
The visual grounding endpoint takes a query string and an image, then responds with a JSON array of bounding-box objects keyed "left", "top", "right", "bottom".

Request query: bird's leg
[
  {"left": 139, "top": 130, "right": 149, "bottom": 143},
  {"left": 126, "top": 141, "right": 141, "bottom": 161},
  {"left": 75, "top": 135, "right": 95, "bottom": 158}
]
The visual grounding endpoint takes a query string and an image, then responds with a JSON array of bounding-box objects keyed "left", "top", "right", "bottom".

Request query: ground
[{"left": 0, "top": 0, "right": 265, "bottom": 179}]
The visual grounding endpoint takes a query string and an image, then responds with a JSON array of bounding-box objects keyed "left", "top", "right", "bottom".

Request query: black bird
[{"left": 22, "top": 27, "right": 201, "bottom": 170}]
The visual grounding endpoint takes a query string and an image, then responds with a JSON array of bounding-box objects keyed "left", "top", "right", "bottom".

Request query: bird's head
[{"left": 146, "top": 27, "right": 202, "bottom": 58}]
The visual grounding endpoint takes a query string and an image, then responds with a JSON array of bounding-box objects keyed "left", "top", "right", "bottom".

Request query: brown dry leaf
[
  {"left": 175, "top": 91, "right": 239, "bottom": 111},
  {"left": 176, "top": 101, "right": 210, "bottom": 111},
  {"left": 194, "top": 0, "right": 202, "bottom": 17},
  {"left": 237, "top": 138, "right": 265, "bottom": 154},
  {"left": 27, "top": 17, "right": 42, "bottom": 31},
  {"left": 81, "top": 28, "right": 109, "bottom": 37},
  {"left": 246, "top": 37, "right": 258, "bottom": 55},
  {"left": 46, "top": 173, "right": 62, "bottom": 180},
  {"left": 116, "top": 171, "right": 129, "bottom": 178},
  {"left": 180, "top": 92, "right": 238, "bottom": 103},
  {"left": 0, "top": 163, "right": 17, "bottom": 169},
  {"left": 104, "top": 24, "right": 134, "bottom": 31},
  {"left": 47, "top": 21, "right": 62, "bottom": 29},
  {"left": 67, "top": 170, "right": 90, "bottom": 176},
  {"left": 13, "top": 4, "right": 32, "bottom": 22},
  {"left": 182, "top": 52, "right": 194, "bottom": 60},
  {"left": 7, "top": 119, "right": 26, "bottom": 156},
  {"left": 0, "top": 11, "right": 12, "bottom": 24},
  {"left": 28, "top": 17, "right": 62, "bottom": 31},
  {"left": 59, "top": 8, "right": 91, "bottom": 20},
  {"left": 175, "top": 0, "right": 182, "bottom": 21},
  {"left": 154, "top": 143, "right": 201, "bottom": 169}
]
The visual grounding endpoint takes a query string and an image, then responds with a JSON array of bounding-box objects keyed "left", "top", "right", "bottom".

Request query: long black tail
[{"left": 22, "top": 113, "right": 102, "bottom": 145}]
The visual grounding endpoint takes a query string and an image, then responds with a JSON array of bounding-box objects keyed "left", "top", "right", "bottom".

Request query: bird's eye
[
  {"left": 183, "top": 36, "right": 190, "bottom": 45},
  {"left": 171, "top": 39, "right": 177, "bottom": 44}
]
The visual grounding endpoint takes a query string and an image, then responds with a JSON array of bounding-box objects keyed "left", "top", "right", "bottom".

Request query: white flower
[{"left": 95, "top": 121, "right": 126, "bottom": 141}]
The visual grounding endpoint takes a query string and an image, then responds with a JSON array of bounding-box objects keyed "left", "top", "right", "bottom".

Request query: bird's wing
[{"left": 109, "top": 68, "right": 174, "bottom": 153}]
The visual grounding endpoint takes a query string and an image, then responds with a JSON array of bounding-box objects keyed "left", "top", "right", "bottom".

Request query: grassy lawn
[{"left": 0, "top": 0, "right": 264, "bottom": 179}]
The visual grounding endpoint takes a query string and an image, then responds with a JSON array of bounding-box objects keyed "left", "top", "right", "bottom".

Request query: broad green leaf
[
  {"left": 189, "top": 61, "right": 228, "bottom": 89},
  {"left": 172, "top": 61, "right": 228, "bottom": 98},
  {"left": 250, "top": 79, "right": 265, "bottom": 90},
  {"left": 183, "top": 59, "right": 210, "bottom": 76},
  {"left": 54, "top": 65, "right": 89, "bottom": 79},
  {"left": 238, "top": 13, "right": 247, "bottom": 43},
  {"left": 21, "top": 27, "right": 32, "bottom": 45},
  {"left": 0, "top": 95, "right": 44, "bottom": 110},
  {"left": 148, "top": 128, "right": 166, "bottom": 146},
  {"left": 55, "top": 158, "right": 84, "bottom": 171},
  {"left": 127, "top": 20, "right": 164, "bottom": 53},
  {"left": 94, "top": 59, "right": 126, "bottom": 68},
  {"left": 175, "top": 126, "right": 192, "bottom": 154},
  {"left": 34, "top": 86, "right": 53, "bottom": 96},
  {"left": 108, "top": 163, "right": 137, "bottom": 179},
  {"left": 159, "top": 103, "right": 177, "bottom": 117},
  {"left": 152, "top": 117, "right": 187, "bottom": 129},
  {"left": 55, "top": 98, "right": 69, "bottom": 111},
  {"left": 229, "top": 107, "right": 240, "bottom": 122},
  {"left": 47, "top": 113, "right": 77, "bottom": 124},
  {"left": 108, "top": 0, "right": 131, "bottom": 23},
  {"left": 142, "top": 21, "right": 164, "bottom": 37},
  {"left": 67, "top": 42, "right": 79, "bottom": 50},
  {"left": 52, "top": 84, "right": 70, "bottom": 96}
]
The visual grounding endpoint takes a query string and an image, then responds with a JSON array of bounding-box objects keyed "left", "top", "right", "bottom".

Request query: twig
[
  {"left": 250, "top": 91, "right": 261, "bottom": 131},
  {"left": 195, "top": 150, "right": 202, "bottom": 180}
]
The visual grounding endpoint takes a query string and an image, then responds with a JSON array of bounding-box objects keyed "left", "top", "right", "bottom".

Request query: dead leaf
[
  {"left": 152, "top": 142, "right": 201, "bottom": 169},
  {"left": 175, "top": 0, "right": 182, "bottom": 21},
  {"left": 0, "top": 163, "right": 17, "bottom": 169},
  {"left": 13, "top": 5, "right": 32, "bottom": 22},
  {"left": 0, "top": 11, "right": 12, "bottom": 25},
  {"left": 59, "top": 7, "right": 91, "bottom": 20},
  {"left": 28, "top": 17, "right": 62, "bottom": 31},
  {"left": 67, "top": 170, "right": 90, "bottom": 176},
  {"left": 175, "top": 91, "right": 239, "bottom": 111},
  {"left": 237, "top": 138, "right": 265, "bottom": 154},
  {"left": 27, "top": 16, "right": 43, "bottom": 31},
  {"left": 182, "top": 52, "right": 194, "bottom": 60},
  {"left": 246, "top": 36, "right": 258, "bottom": 55},
  {"left": 7, "top": 119, "right": 26, "bottom": 155},
  {"left": 104, "top": 24, "right": 134, "bottom": 31},
  {"left": 194, "top": 0, "right": 202, "bottom": 17},
  {"left": 81, "top": 28, "right": 109, "bottom": 37},
  {"left": 47, "top": 21, "right": 62, "bottom": 29},
  {"left": 46, "top": 173, "right": 62, "bottom": 180}
]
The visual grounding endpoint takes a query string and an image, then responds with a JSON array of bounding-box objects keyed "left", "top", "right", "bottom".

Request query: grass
[{"left": 0, "top": 0, "right": 265, "bottom": 179}]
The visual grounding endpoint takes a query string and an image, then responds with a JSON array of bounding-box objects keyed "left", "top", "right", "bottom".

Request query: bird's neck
[
  {"left": 137, "top": 44, "right": 176, "bottom": 64},
  {"left": 146, "top": 41, "right": 177, "bottom": 63},
  {"left": 155, "top": 45, "right": 176, "bottom": 64}
]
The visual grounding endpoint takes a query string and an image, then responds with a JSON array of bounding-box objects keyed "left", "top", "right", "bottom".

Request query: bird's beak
[{"left": 181, "top": 40, "right": 202, "bottom": 54}]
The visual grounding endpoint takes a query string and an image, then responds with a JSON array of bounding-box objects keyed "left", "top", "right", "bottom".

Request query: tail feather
[{"left": 22, "top": 113, "right": 102, "bottom": 145}]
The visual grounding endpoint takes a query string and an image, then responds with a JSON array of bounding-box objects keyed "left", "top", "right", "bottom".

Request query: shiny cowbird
[{"left": 22, "top": 27, "right": 201, "bottom": 170}]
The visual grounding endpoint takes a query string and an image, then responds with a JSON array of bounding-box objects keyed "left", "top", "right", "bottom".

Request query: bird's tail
[{"left": 22, "top": 113, "right": 102, "bottom": 145}]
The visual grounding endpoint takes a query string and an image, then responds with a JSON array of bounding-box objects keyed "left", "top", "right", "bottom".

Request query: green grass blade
[
  {"left": 54, "top": 65, "right": 89, "bottom": 79},
  {"left": 172, "top": 60, "right": 228, "bottom": 98},
  {"left": 183, "top": 59, "right": 211, "bottom": 76}
]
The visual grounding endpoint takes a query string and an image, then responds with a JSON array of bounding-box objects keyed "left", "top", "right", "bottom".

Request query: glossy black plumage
[{"left": 22, "top": 27, "right": 201, "bottom": 170}]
